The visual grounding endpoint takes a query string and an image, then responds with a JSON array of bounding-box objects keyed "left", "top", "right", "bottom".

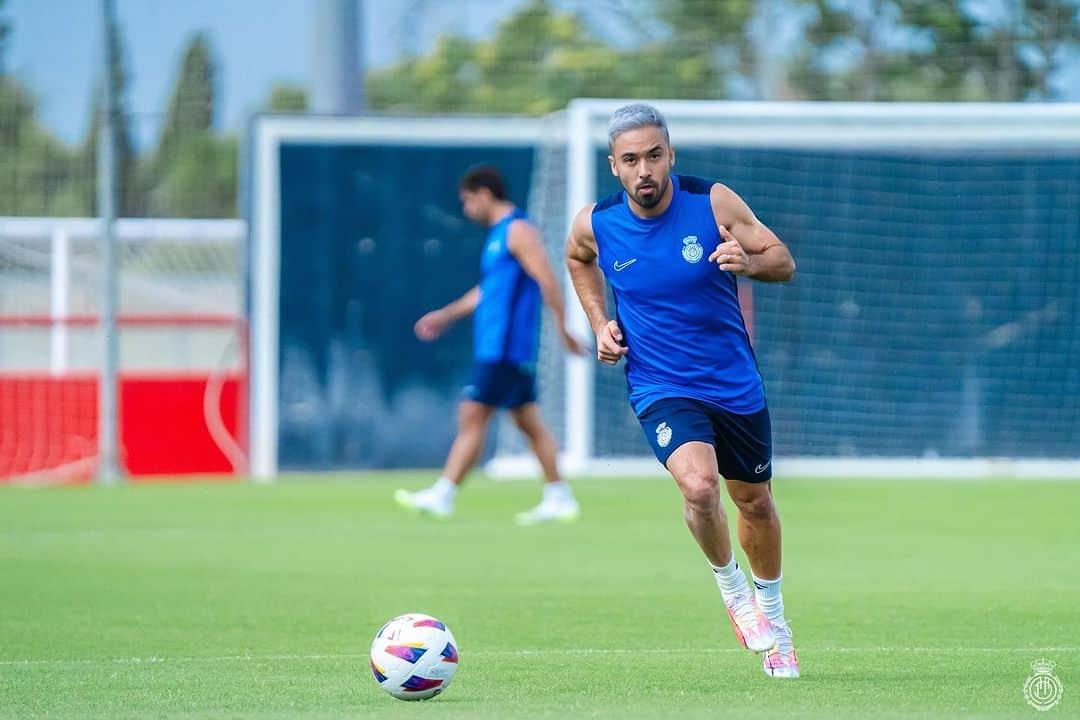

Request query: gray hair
[{"left": 607, "top": 103, "right": 669, "bottom": 150}]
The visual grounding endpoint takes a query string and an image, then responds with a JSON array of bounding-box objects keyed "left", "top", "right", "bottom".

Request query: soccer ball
[{"left": 369, "top": 613, "right": 459, "bottom": 700}]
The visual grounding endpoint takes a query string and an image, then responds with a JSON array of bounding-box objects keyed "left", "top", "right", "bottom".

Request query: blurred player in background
[
  {"left": 565, "top": 104, "right": 800, "bottom": 677},
  {"left": 396, "top": 166, "right": 584, "bottom": 525}
]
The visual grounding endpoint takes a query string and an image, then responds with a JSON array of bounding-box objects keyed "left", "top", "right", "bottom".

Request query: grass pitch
[{"left": 1, "top": 472, "right": 1077, "bottom": 718}]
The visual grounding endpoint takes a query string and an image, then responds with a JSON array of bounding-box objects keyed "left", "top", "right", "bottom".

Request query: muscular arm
[
  {"left": 509, "top": 220, "right": 584, "bottom": 354},
  {"left": 708, "top": 183, "right": 796, "bottom": 282},
  {"left": 565, "top": 207, "right": 607, "bottom": 334},
  {"left": 566, "top": 205, "right": 627, "bottom": 365}
]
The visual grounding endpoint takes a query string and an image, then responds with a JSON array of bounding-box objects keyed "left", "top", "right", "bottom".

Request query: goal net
[
  {"left": 0, "top": 218, "right": 247, "bottom": 483},
  {"left": 490, "top": 101, "right": 1080, "bottom": 479}
]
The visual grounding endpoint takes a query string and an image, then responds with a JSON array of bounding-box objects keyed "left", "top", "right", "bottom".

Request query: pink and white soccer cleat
[
  {"left": 724, "top": 591, "right": 776, "bottom": 653},
  {"left": 762, "top": 620, "right": 800, "bottom": 678}
]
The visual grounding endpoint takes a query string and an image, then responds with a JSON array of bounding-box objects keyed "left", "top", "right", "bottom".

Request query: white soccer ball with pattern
[{"left": 369, "top": 613, "right": 459, "bottom": 700}]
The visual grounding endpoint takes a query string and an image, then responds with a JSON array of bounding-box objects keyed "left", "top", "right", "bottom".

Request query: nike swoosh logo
[
  {"left": 755, "top": 461, "right": 771, "bottom": 474},
  {"left": 613, "top": 258, "right": 637, "bottom": 271}
]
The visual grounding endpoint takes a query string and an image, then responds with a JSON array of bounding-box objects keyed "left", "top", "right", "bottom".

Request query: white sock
[
  {"left": 752, "top": 573, "right": 785, "bottom": 625},
  {"left": 432, "top": 477, "right": 457, "bottom": 500},
  {"left": 710, "top": 554, "right": 748, "bottom": 596},
  {"left": 542, "top": 480, "right": 571, "bottom": 502}
]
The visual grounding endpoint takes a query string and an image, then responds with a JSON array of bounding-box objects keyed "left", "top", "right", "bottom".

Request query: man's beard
[{"left": 631, "top": 178, "right": 665, "bottom": 209}]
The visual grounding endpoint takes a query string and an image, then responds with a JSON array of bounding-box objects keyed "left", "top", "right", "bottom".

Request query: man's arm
[
  {"left": 566, "top": 205, "right": 627, "bottom": 365},
  {"left": 707, "top": 183, "right": 796, "bottom": 282},
  {"left": 507, "top": 220, "right": 584, "bottom": 355},
  {"left": 414, "top": 286, "right": 479, "bottom": 341}
]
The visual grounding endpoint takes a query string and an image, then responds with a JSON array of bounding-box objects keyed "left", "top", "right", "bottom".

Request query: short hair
[
  {"left": 459, "top": 165, "right": 507, "bottom": 200},
  {"left": 607, "top": 103, "right": 670, "bottom": 151}
]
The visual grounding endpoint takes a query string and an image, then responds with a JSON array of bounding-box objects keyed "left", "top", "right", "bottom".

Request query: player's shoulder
[
  {"left": 506, "top": 216, "right": 540, "bottom": 250},
  {"left": 592, "top": 190, "right": 623, "bottom": 215},
  {"left": 676, "top": 174, "right": 719, "bottom": 196},
  {"left": 571, "top": 203, "right": 597, "bottom": 236}
]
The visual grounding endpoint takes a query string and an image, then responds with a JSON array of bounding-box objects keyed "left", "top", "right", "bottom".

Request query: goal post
[
  {"left": 0, "top": 217, "right": 247, "bottom": 483},
  {"left": 489, "top": 100, "right": 1080, "bottom": 480}
]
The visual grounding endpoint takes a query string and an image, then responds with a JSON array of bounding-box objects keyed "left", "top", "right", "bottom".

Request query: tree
[
  {"left": 0, "top": 0, "right": 10, "bottom": 75},
  {"left": 155, "top": 33, "right": 215, "bottom": 164},
  {"left": 0, "top": 5, "right": 88, "bottom": 216},
  {"left": 144, "top": 33, "right": 235, "bottom": 217},
  {"left": 268, "top": 84, "right": 308, "bottom": 112},
  {"left": 366, "top": 0, "right": 737, "bottom": 115},
  {"left": 652, "top": 0, "right": 758, "bottom": 97},
  {"left": 80, "top": 5, "right": 137, "bottom": 214},
  {"left": 790, "top": 0, "right": 1080, "bottom": 101},
  {"left": 0, "top": 77, "right": 87, "bottom": 215}
]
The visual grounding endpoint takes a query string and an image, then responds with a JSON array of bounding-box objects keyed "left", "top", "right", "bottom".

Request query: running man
[
  {"left": 565, "top": 104, "right": 800, "bottom": 677},
  {"left": 397, "top": 165, "right": 584, "bottom": 525}
]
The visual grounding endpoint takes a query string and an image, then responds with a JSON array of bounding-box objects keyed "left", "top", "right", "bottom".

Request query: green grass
[{"left": 1, "top": 473, "right": 1077, "bottom": 718}]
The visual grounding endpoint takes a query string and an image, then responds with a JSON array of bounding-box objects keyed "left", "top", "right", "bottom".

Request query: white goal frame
[
  {"left": 248, "top": 114, "right": 550, "bottom": 481},
  {"left": 486, "top": 99, "right": 1080, "bottom": 480}
]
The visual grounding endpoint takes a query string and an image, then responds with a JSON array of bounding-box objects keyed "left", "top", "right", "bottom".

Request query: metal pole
[
  {"left": 311, "top": 0, "right": 363, "bottom": 114},
  {"left": 97, "top": 0, "right": 121, "bottom": 483}
]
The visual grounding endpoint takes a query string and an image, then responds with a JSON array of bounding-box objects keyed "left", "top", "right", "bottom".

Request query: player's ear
[
  {"left": 670, "top": 146, "right": 676, "bottom": 168},
  {"left": 607, "top": 155, "right": 618, "bottom": 177}
]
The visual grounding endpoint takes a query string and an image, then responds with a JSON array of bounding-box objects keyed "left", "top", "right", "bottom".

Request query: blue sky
[
  {"left": 6, "top": 1, "right": 1080, "bottom": 150},
  {"left": 6, "top": 0, "right": 526, "bottom": 148}
]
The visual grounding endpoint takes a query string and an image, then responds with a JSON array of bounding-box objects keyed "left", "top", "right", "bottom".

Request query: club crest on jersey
[
  {"left": 681, "top": 235, "right": 703, "bottom": 263},
  {"left": 656, "top": 422, "right": 672, "bottom": 448}
]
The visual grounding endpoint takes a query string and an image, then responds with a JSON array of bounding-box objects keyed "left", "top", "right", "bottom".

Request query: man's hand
[
  {"left": 595, "top": 319, "right": 628, "bottom": 365},
  {"left": 414, "top": 310, "right": 451, "bottom": 341},
  {"left": 708, "top": 225, "right": 752, "bottom": 275},
  {"left": 559, "top": 326, "right": 587, "bottom": 356}
]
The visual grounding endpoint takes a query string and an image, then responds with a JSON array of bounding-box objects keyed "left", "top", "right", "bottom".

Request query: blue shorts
[
  {"left": 637, "top": 397, "right": 773, "bottom": 482},
  {"left": 464, "top": 362, "right": 536, "bottom": 409}
]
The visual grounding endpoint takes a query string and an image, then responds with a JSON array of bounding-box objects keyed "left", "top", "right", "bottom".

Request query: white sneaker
[
  {"left": 762, "top": 619, "right": 800, "bottom": 678},
  {"left": 514, "top": 497, "right": 580, "bottom": 526},
  {"left": 394, "top": 487, "right": 453, "bottom": 518},
  {"left": 723, "top": 589, "right": 776, "bottom": 653}
]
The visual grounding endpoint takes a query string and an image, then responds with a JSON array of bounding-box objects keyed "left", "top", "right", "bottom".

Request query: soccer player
[
  {"left": 565, "top": 104, "right": 800, "bottom": 678},
  {"left": 396, "top": 165, "right": 584, "bottom": 525}
]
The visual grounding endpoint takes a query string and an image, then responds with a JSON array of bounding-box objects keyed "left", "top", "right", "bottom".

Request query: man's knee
[
  {"left": 679, "top": 470, "right": 720, "bottom": 512},
  {"left": 730, "top": 486, "right": 775, "bottom": 520},
  {"left": 458, "top": 402, "right": 492, "bottom": 429}
]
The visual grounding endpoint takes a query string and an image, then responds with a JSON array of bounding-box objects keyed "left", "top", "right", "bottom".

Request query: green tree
[
  {"left": 0, "top": 0, "right": 10, "bottom": 74},
  {"left": 0, "top": 77, "right": 86, "bottom": 215},
  {"left": 145, "top": 33, "right": 236, "bottom": 217},
  {"left": 652, "top": 0, "right": 757, "bottom": 97},
  {"left": 155, "top": 33, "right": 214, "bottom": 165},
  {"left": 79, "top": 6, "right": 137, "bottom": 214},
  {"left": 790, "top": 0, "right": 1080, "bottom": 101},
  {"left": 366, "top": 0, "right": 733, "bottom": 115},
  {"left": 0, "top": 5, "right": 87, "bottom": 216},
  {"left": 267, "top": 83, "right": 308, "bottom": 112}
]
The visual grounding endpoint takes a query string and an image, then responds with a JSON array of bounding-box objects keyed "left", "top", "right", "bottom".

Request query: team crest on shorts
[
  {"left": 656, "top": 422, "right": 673, "bottom": 448},
  {"left": 681, "top": 236, "right": 703, "bottom": 263}
]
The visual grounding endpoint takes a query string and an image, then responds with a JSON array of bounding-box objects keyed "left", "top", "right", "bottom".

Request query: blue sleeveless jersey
[
  {"left": 591, "top": 175, "right": 765, "bottom": 415},
  {"left": 474, "top": 208, "right": 541, "bottom": 365}
]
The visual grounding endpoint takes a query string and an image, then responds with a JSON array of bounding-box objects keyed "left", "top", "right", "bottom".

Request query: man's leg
[
  {"left": 441, "top": 400, "right": 497, "bottom": 484},
  {"left": 665, "top": 442, "right": 774, "bottom": 653},
  {"left": 665, "top": 441, "right": 733, "bottom": 566},
  {"left": 725, "top": 479, "right": 781, "bottom": 580},
  {"left": 509, "top": 403, "right": 578, "bottom": 525},
  {"left": 509, "top": 403, "right": 560, "bottom": 483},
  {"left": 395, "top": 400, "right": 495, "bottom": 516},
  {"left": 725, "top": 481, "right": 798, "bottom": 678}
]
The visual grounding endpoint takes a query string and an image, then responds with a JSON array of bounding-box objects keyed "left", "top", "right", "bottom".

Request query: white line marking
[{"left": 2, "top": 647, "right": 1077, "bottom": 667}]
